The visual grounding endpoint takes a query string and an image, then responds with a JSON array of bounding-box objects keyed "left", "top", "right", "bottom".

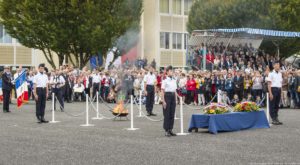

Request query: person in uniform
[
  {"left": 33, "top": 64, "right": 49, "bottom": 123},
  {"left": 2, "top": 65, "right": 13, "bottom": 113},
  {"left": 161, "top": 66, "right": 177, "bottom": 137},
  {"left": 267, "top": 61, "right": 283, "bottom": 125},
  {"left": 144, "top": 67, "right": 157, "bottom": 116},
  {"left": 50, "top": 69, "right": 65, "bottom": 111},
  {"left": 92, "top": 69, "right": 101, "bottom": 100}
]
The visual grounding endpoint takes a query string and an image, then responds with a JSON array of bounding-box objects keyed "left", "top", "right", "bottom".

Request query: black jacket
[{"left": 1, "top": 72, "right": 13, "bottom": 90}]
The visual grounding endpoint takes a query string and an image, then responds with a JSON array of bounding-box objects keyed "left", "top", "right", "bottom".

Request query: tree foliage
[
  {"left": 0, "top": 0, "right": 142, "bottom": 68},
  {"left": 187, "top": 0, "right": 300, "bottom": 58}
]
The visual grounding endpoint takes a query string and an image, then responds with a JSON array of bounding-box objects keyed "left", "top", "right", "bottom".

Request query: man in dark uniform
[
  {"left": 233, "top": 71, "right": 244, "bottom": 101},
  {"left": 144, "top": 67, "right": 157, "bottom": 116},
  {"left": 161, "top": 66, "right": 177, "bottom": 137},
  {"left": 2, "top": 66, "right": 13, "bottom": 113},
  {"left": 33, "top": 64, "right": 49, "bottom": 123}
]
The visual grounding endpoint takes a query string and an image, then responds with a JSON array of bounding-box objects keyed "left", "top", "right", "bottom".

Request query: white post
[
  {"left": 92, "top": 91, "right": 103, "bottom": 120},
  {"left": 81, "top": 94, "right": 94, "bottom": 127},
  {"left": 50, "top": 93, "right": 60, "bottom": 123},
  {"left": 177, "top": 97, "right": 189, "bottom": 135},
  {"left": 266, "top": 93, "right": 271, "bottom": 125},
  {"left": 137, "top": 90, "right": 143, "bottom": 117},
  {"left": 126, "top": 95, "right": 139, "bottom": 131}
]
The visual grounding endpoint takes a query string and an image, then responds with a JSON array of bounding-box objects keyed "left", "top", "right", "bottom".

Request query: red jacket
[
  {"left": 206, "top": 53, "right": 214, "bottom": 63},
  {"left": 186, "top": 79, "right": 196, "bottom": 91}
]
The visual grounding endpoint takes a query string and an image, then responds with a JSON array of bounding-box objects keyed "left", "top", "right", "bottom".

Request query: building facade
[
  {"left": 141, "top": 0, "right": 193, "bottom": 68},
  {"left": 0, "top": 0, "right": 194, "bottom": 70}
]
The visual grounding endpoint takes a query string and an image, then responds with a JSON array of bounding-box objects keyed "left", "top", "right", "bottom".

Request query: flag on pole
[
  {"left": 15, "top": 71, "right": 28, "bottom": 108},
  {"left": 0, "top": 79, "right": 3, "bottom": 102}
]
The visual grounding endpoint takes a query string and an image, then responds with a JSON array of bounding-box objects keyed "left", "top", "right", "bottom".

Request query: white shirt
[
  {"left": 50, "top": 75, "right": 65, "bottom": 88},
  {"left": 143, "top": 73, "right": 156, "bottom": 85},
  {"left": 33, "top": 73, "right": 49, "bottom": 88},
  {"left": 267, "top": 70, "right": 283, "bottom": 88},
  {"left": 162, "top": 77, "right": 177, "bottom": 92},
  {"left": 92, "top": 74, "right": 101, "bottom": 83}
]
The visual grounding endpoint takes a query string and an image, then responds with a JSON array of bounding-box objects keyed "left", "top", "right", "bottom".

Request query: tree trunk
[
  {"left": 58, "top": 53, "right": 64, "bottom": 67},
  {"left": 41, "top": 49, "right": 56, "bottom": 69}
]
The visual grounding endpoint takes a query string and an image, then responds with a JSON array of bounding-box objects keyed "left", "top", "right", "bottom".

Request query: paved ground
[{"left": 0, "top": 101, "right": 300, "bottom": 165}]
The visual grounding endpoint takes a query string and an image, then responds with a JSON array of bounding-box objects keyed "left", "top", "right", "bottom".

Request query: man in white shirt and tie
[
  {"left": 33, "top": 64, "right": 49, "bottom": 123},
  {"left": 267, "top": 61, "right": 283, "bottom": 125},
  {"left": 144, "top": 67, "right": 157, "bottom": 116},
  {"left": 161, "top": 66, "right": 177, "bottom": 137}
]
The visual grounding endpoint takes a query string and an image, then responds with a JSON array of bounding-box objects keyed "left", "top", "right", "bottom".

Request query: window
[
  {"left": 160, "top": 32, "right": 170, "bottom": 49},
  {"left": 160, "top": 0, "right": 169, "bottom": 13},
  {"left": 172, "top": 33, "right": 182, "bottom": 50},
  {"left": 184, "top": 0, "right": 193, "bottom": 15},
  {"left": 173, "top": 0, "right": 182, "bottom": 15},
  {"left": 0, "top": 24, "right": 12, "bottom": 43},
  {"left": 184, "top": 33, "right": 188, "bottom": 49}
]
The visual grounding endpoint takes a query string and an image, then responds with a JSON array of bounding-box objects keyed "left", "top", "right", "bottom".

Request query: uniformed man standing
[
  {"left": 33, "top": 64, "right": 49, "bottom": 123},
  {"left": 161, "top": 66, "right": 177, "bottom": 137},
  {"left": 267, "top": 61, "right": 283, "bottom": 125},
  {"left": 144, "top": 67, "right": 157, "bottom": 116},
  {"left": 50, "top": 69, "right": 65, "bottom": 111},
  {"left": 2, "top": 65, "right": 13, "bottom": 113}
]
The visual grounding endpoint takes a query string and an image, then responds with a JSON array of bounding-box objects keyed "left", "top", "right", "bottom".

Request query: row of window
[
  {"left": 160, "top": 32, "right": 188, "bottom": 50},
  {"left": 0, "top": 25, "right": 13, "bottom": 43},
  {"left": 160, "top": 0, "right": 193, "bottom": 15}
]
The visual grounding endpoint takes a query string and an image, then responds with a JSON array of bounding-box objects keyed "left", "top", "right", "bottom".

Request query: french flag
[
  {"left": 0, "top": 79, "right": 3, "bottom": 102},
  {"left": 15, "top": 71, "right": 28, "bottom": 108}
]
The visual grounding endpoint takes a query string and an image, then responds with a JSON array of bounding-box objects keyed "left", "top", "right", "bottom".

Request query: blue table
[{"left": 188, "top": 111, "right": 270, "bottom": 134}]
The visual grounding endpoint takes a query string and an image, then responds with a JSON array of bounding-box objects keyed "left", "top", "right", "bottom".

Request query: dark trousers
[
  {"left": 185, "top": 90, "right": 194, "bottom": 104},
  {"left": 146, "top": 85, "right": 154, "bottom": 113},
  {"left": 36, "top": 88, "right": 47, "bottom": 119},
  {"left": 204, "top": 90, "right": 211, "bottom": 104},
  {"left": 163, "top": 92, "right": 176, "bottom": 131},
  {"left": 92, "top": 83, "right": 99, "bottom": 99},
  {"left": 269, "top": 87, "right": 281, "bottom": 120},
  {"left": 52, "top": 88, "right": 64, "bottom": 110},
  {"left": 252, "top": 89, "right": 262, "bottom": 101},
  {"left": 226, "top": 89, "right": 234, "bottom": 100},
  {"left": 234, "top": 89, "right": 243, "bottom": 101},
  {"left": 3, "top": 89, "right": 11, "bottom": 111}
]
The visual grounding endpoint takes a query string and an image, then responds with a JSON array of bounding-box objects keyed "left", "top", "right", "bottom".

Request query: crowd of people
[{"left": 1, "top": 43, "right": 299, "bottom": 112}]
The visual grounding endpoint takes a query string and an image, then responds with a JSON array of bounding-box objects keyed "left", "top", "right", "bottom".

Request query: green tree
[
  {"left": 0, "top": 0, "right": 142, "bottom": 68},
  {"left": 187, "top": 0, "right": 300, "bottom": 58}
]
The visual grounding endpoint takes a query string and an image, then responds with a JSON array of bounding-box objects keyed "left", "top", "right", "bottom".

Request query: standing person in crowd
[
  {"left": 83, "top": 71, "right": 92, "bottom": 98},
  {"left": 225, "top": 73, "right": 234, "bottom": 100},
  {"left": 92, "top": 69, "right": 101, "bottom": 100},
  {"left": 27, "top": 71, "right": 35, "bottom": 100},
  {"left": 252, "top": 71, "right": 263, "bottom": 101},
  {"left": 280, "top": 72, "right": 289, "bottom": 108},
  {"left": 144, "top": 67, "right": 157, "bottom": 116},
  {"left": 267, "top": 61, "right": 283, "bottom": 125},
  {"left": 49, "top": 69, "right": 65, "bottom": 111},
  {"left": 233, "top": 71, "right": 244, "bottom": 101},
  {"left": 294, "top": 71, "right": 300, "bottom": 108},
  {"left": 185, "top": 74, "right": 196, "bottom": 105},
  {"left": 33, "top": 64, "right": 49, "bottom": 124},
  {"left": 161, "top": 66, "right": 177, "bottom": 137},
  {"left": 2, "top": 66, "right": 13, "bottom": 113},
  {"left": 204, "top": 73, "right": 212, "bottom": 104}
]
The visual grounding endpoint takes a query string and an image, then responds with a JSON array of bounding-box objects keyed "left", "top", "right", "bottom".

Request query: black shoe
[
  {"left": 150, "top": 113, "right": 157, "bottom": 116},
  {"left": 169, "top": 130, "right": 177, "bottom": 136},
  {"left": 275, "top": 119, "right": 283, "bottom": 125},
  {"left": 41, "top": 118, "right": 49, "bottom": 123},
  {"left": 272, "top": 120, "right": 280, "bottom": 125},
  {"left": 165, "top": 131, "right": 171, "bottom": 137},
  {"left": 147, "top": 113, "right": 151, "bottom": 116}
]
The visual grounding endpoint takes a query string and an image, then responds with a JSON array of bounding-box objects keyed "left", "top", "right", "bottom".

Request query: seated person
[
  {"left": 73, "top": 81, "right": 85, "bottom": 101},
  {"left": 221, "top": 92, "right": 231, "bottom": 105},
  {"left": 246, "top": 93, "right": 252, "bottom": 102},
  {"left": 231, "top": 94, "right": 239, "bottom": 106},
  {"left": 107, "top": 88, "right": 116, "bottom": 103}
]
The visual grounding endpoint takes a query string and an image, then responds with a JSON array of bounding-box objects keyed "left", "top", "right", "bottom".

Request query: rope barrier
[
  {"left": 133, "top": 99, "right": 163, "bottom": 122},
  {"left": 54, "top": 96, "right": 86, "bottom": 117}
]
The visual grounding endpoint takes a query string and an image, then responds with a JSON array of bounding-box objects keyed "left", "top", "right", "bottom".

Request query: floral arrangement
[
  {"left": 204, "top": 103, "right": 230, "bottom": 114},
  {"left": 234, "top": 101, "right": 259, "bottom": 112}
]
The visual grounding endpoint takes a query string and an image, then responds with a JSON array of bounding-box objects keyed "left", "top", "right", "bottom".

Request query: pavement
[{"left": 0, "top": 101, "right": 300, "bottom": 165}]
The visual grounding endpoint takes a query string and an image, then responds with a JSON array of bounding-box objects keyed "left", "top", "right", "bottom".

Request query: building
[
  {"left": 140, "top": 0, "right": 193, "bottom": 68},
  {"left": 0, "top": 0, "right": 194, "bottom": 70}
]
